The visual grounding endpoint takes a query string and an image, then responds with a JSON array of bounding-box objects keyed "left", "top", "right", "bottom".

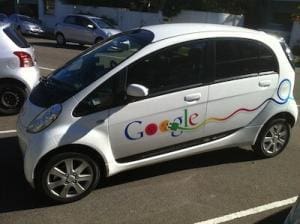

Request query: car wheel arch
[
  {"left": 253, "top": 112, "right": 296, "bottom": 145},
  {"left": 34, "top": 144, "right": 108, "bottom": 186},
  {"left": 0, "top": 78, "right": 27, "bottom": 90}
]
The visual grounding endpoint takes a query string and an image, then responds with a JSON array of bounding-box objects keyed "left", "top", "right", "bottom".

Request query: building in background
[
  {"left": 255, "top": 0, "right": 300, "bottom": 40},
  {"left": 0, "top": 0, "right": 38, "bottom": 17}
]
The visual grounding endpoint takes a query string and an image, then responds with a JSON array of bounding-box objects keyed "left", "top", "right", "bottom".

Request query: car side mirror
[
  {"left": 87, "top": 24, "right": 95, "bottom": 29},
  {"left": 127, "top": 84, "right": 149, "bottom": 98}
]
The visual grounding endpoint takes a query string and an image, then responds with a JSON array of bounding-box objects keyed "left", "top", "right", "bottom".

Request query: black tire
[
  {"left": 95, "top": 37, "right": 103, "bottom": 44},
  {"left": 0, "top": 83, "right": 26, "bottom": 115},
  {"left": 16, "top": 26, "right": 22, "bottom": 34},
  {"left": 36, "top": 152, "right": 100, "bottom": 203},
  {"left": 56, "top": 33, "right": 66, "bottom": 46},
  {"left": 252, "top": 118, "right": 291, "bottom": 158}
]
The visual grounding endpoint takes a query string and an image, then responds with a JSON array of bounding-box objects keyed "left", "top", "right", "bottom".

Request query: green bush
[{"left": 292, "top": 45, "right": 300, "bottom": 56}]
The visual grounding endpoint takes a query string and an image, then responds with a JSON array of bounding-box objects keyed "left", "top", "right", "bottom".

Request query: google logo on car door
[{"left": 124, "top": 109, "right": 200, "bottom": 140}]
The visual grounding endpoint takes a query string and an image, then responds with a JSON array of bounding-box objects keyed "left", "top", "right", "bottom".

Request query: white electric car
[{"left": 17, "top": 24, "right": 298, "bottom": 203}]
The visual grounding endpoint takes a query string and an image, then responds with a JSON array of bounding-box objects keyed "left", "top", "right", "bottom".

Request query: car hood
[{"left": 23, "top": 21, "right": 42, "bottom": 29}]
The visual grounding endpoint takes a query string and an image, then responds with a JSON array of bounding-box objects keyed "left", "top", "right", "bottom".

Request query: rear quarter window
[{"left": 3, "top": 26, "right": 30, "bottom": 48}]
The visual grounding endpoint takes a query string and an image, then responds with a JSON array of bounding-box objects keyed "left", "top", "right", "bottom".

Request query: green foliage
[
  {"left": 292, "top": 45, "right": 300, "bottom": 56},
  {"left": 59, "top": 0, "right": 257, "bottom": 17}
]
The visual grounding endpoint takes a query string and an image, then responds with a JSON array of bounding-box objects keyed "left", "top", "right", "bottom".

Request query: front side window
[
  {"left": 77, "top": 17, "right": 94, "bottom": 28},
  {"left": 73, "top": 71, "right": 125, "bottom": 117},
  {"left": 127, "top": 40, "right": 208, "bottom": 96},
  {"left": 30, "top": 29, "right": 154, "bottom": 108}
]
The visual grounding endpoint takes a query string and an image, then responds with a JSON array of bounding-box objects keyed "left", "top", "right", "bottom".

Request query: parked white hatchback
[
  {"left": 0, "top": 22, "right": 39, "bottom": 115},
  {"left": 17, "top": 24, "right": 298, "bottom": 203}
]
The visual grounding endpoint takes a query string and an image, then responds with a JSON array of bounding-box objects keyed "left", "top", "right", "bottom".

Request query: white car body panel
[
  {"left": 17, "top": 23, "right": 298, "bottom": 187},
  {"left": 0, "top": 23, "right": 40, "bottom": 92}
]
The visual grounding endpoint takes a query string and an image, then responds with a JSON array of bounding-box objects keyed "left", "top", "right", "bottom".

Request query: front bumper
[
  {"left": 25, "top": 28, "right": 45, "bottom": 36},
  {"left": 17, "top": 115, "right": 59, "bottom": 188}
]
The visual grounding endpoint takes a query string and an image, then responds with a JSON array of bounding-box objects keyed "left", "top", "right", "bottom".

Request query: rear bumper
[{"left": 3, "top": 66, "right": 40, "bottom": 93}]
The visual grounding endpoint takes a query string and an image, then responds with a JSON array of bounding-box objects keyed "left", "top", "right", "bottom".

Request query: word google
[{"left": 124, "top": 109, "right": 199, "bottom": 140}]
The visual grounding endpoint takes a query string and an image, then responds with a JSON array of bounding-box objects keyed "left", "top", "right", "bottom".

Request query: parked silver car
[
  {"left": 8, "top": 14, "right": 45, "bottom": 36},
  {"left": 0, "top": 23, "right": 40, "bottom": 115},
  {"left": 55, "top": 14, "right": 121, "bottom": 46}
]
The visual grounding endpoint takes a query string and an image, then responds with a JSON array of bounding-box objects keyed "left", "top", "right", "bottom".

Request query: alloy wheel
[
  {"left": 46, "top": 158, "right": 94, "bottom": 199},
  {"left": 262, "top": 123, "right": 289, "bottom": 154}
]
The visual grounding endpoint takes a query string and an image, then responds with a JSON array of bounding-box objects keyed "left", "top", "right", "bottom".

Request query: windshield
[
  {"left": 30, "top": 29, "right": 154, "bottom": 108},
  {"left": 92, "top": 18, "right": 114, "bottom": 29}
]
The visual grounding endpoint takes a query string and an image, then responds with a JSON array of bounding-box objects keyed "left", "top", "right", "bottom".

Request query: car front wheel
[
  {"left": 56, "top": 33, "right": 66, "bottom": 46},
  {"left": 252, "top": 118, "right": 291, "bottom": 158},
  {"left": 36, "top": 152, "right": 100, "bottom": 203},
  {"left": 0, "top": 83, "right": 26, "bottom": 115}
]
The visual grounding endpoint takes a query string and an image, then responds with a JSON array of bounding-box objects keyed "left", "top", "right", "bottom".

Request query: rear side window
[
  {"left": 77, "top": 17, "right": 93, "bottom": 28},
  {"left": 216, "top": 39, "right": 259, "bottom": 80},
  {"left": 259, "top": 44, "right": 279, "bottom": 73},
  {"left": 3, "top": 26, "right": 30, "bottom": 48},
  {"left": 215, "top": 39, "right": 278, "bottom": 81},
  {"left": 64, "top": 16, "right": 76, "bottom": 25}
]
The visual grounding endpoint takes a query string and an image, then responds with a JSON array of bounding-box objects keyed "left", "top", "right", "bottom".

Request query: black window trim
[{"left": 211, "top": 37, "right": 279, "bottom": 84}]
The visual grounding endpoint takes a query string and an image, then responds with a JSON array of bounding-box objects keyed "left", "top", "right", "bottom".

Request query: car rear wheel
[
  {"left": 95, "top": 37, "right": 103, "bottom": 44},
  {"left": 0, "top": 83, "right": 26, "bottom": 115},
  {"left": 36, "top": 152, "right": 100, "bottom": 203},
  {"left": 56, "top": 33, "right": 66, "bottom": 46},
  {"left": 252, "top": 118, "right": 291, "bottom": 158}
]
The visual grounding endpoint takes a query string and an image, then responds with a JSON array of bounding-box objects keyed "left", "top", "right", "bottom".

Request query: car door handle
[
  {"left": 184, "top": 93, "right": 201, "bottom": 102},
  {"left": 259, "top": 80, "right": 271, "bottom": 87}
]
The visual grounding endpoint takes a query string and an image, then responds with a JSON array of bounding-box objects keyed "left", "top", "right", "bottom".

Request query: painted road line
[
  {"left": 195, "top": 196, "right": 298, "bottom": 224},
  {"left": 0, "top": 129, "right": 17, "bottom": 139},
  {"left": 39, "top": 66, "right": 55, "bottom": 71}
]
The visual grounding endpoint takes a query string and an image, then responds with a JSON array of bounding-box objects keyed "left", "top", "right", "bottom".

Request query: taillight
[{"left": 13, "top": 51, "right": 34, "bottom": 67}]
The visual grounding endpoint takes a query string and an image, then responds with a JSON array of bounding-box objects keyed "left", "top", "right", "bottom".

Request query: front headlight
[
  {"left": 105, "top": 30, "right": 112, "bottom": 36},
  {"left": 27, "top": 104, "right": 62, "bottom": 133}
]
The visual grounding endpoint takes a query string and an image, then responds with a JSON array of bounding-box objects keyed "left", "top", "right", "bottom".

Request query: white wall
[
  {"left": 39, "top": 0, "right": 244, "bottom": 32},
  {"left": 39, "top": 0, "right": 74, "bottom": 30},
  {"left": 169, "top": 10, "right": 244, "bottom": 26}
]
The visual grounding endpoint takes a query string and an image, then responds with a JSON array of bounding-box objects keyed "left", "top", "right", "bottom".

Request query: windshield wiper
[{"left": 40, "top": 76, "right": 76, "bottom": 92}]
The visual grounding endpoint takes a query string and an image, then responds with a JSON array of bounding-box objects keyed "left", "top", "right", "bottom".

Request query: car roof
[{"left": 142, "top": 23, "right": 265, "bottom": 42}]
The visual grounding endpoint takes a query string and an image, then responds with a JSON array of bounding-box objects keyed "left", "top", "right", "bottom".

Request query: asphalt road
[{"left": 0, "top": 37, "right": 300, "bottom": 224}]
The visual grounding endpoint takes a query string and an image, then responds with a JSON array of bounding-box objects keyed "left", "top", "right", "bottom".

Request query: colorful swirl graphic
[{"left": 168, "top": 79, "right": 292, "bottom": 132}]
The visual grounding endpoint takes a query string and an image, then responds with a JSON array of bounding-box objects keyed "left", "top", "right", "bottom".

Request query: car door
[
  {"left": 108, "top": 40, "right": 211, "bottom": 161},
  {"left": 60, "top": 16, "right": 76, "bottom": 41},
  {"left": 75, "top": 17, "right": 96, "bottom": 44},
  {"left": 205, "top": 38, "right": 279, "bottom": 137}
]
